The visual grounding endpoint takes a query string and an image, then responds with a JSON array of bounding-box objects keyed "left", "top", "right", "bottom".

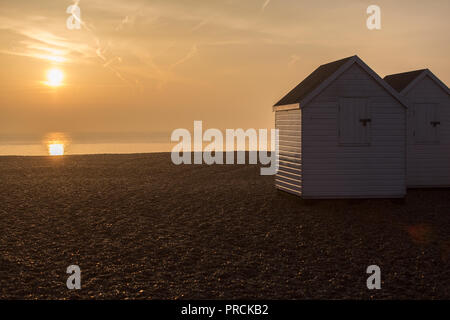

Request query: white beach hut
[
  {"left": 273, "top": 55, "right": 408, "bottom": 199},
  {"left": 384, "top": 69, "right": 450, "bottom": 187}
]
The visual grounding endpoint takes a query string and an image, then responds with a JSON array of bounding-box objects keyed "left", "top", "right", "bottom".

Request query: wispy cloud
[
  {"left": 190, "top": 17, "right": 211, "bottom": 33},
  {"left": 115, "top": 15, "right": 136, "bottom": 31},
  {"left": 0, "top": 0, "right": 343, "bottom": 89},
  {"left": 0, "top": 21, "right": 95, "bottom": 64},
  {"left": 288, "top": 54, "right": 300, "bottom": 66},
  {"left": 169, "top": 45, "right": 198, "bottom": 70},
  {"left": 261, "top": 0, "right": 271, "bottom": 11}
]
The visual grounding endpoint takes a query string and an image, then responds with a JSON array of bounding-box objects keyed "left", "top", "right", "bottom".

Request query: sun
[
  {"left": 48, "top": 143, "right": 64, "bottom": 156},
  {"left": 46, "top": 68, "right": 64, "bottom": 87}
]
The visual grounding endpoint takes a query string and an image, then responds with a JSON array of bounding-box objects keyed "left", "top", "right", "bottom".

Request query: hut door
[
  {"left": 339, "top": 98, "right": 370, "bottom": 145},
  {"left": 415, "top": 103, "right": 439, "bottom": 144}
]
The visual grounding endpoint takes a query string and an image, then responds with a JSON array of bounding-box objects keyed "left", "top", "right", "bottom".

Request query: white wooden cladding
[{"left": 275, "top": 109, "right": 302, "bottom": 195}]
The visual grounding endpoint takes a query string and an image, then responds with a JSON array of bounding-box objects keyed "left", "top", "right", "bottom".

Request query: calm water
[{"left": 0, "top": 143, "right": 173, "bottom": 156}]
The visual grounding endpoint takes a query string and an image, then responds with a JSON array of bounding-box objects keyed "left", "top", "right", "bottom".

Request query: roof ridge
[
  {"left": 384, "top": 69, "right": 428, "bottom": 93},
  {"left": 274, "top": 55, "right": 408, "bottom": 108},
  {"left": 385, "top": 69, "right": 428, "bottom": 77},
  {"left": 385, "top": 68, "right": 449, "bottom": 95},
  {"left": 318, "top": 55, "right": 357, "bottom": 67},
  {"left": 274, "top": 56, "right": 355, "bottom": 106}
]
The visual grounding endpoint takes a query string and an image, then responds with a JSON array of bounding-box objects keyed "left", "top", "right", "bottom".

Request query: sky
[{"left": 0, "top": 0, "right": 449, "bottom": 154}]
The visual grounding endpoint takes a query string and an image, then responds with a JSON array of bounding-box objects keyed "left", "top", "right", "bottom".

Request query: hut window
[
  {"left": 414, "top": 103, "right": 440, "bottom": 144},
  {"left": 339, "top": 98, "right": 371, "bottom": 145}
]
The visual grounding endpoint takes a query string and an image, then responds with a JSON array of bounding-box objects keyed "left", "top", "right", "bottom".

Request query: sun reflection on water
[
  {"left": 48, "top": 143, "right": 65, "bottom": 156},
  {"left": 45, "top": 133, "right": 69, "bottom": 156}
]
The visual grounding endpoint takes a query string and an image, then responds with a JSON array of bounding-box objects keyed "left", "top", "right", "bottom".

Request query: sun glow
[
  {"left": 48, "top": 143, "right": 64, "bottom": 156},
  {"left": 45, "top": 68, "right": 64, "bottom": 86}
]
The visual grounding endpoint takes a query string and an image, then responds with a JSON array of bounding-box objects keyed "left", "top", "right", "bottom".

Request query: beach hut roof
[
  {"left": 384, "top": 69, "right": 450, "bottom": 96},
  {"left": 274, "top": 55, "right": 408, "bottom": 109}
]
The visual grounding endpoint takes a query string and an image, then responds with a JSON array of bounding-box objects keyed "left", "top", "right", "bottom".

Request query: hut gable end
[{"left": 385, "top": 69, "right": 450, "bottom": 188}]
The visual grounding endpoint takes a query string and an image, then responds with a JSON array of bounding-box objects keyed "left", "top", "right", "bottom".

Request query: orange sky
[{"left": 0, "top": 0, "right": 449, "bottom": 154}]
